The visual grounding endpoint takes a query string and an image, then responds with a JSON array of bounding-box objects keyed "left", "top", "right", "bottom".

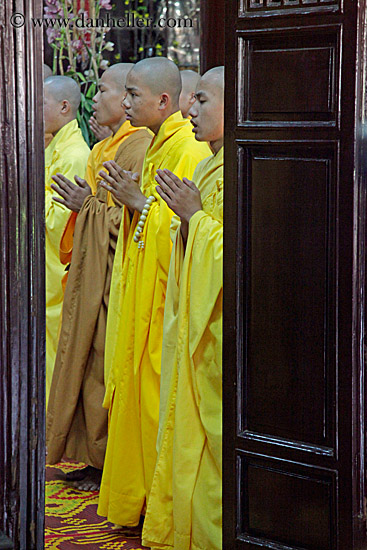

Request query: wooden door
[
  {"left": 223, "top": 0, "right": 367, "bottom": 548},
  {"left": 0, "top": 1, "right": 45, "bottom": 549},
  {"left": 200, "top": 0, "right": 225, "bottom": 72}
]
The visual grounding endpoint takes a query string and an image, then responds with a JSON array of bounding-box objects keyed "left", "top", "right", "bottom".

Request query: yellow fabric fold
[
  {"left": 98, "top": 111, "right": 211, "bottom": 527},
  {"left": 142, "top": 147, "right": 224, "bottom": 550}
]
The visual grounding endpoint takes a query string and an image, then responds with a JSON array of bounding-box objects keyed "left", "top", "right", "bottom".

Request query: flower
[
  {"left": 100, "top": 0, "right": 113, "bottom": 9},
  {"left": 71, "top": 39, "right": 84, "bottom": 53},
  {"left": 104, "top": 41, "right": 114, "bottom": 51},
  {"left": 99, "top": 59, "right": 110, "bottom": 70},
  {"left": 46, "top": 27, "right": 61, "bottom": 44},
  {"left": 44, "top": 0, "right": 63, "bottom": 17}
]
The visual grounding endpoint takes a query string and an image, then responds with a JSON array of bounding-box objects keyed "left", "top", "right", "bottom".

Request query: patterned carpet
[{"left": 45, "top": 461, "right": 148, "bottom": 549}]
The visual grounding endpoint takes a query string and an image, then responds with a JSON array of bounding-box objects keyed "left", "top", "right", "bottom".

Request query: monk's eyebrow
[
  {"left": 194, "top": 91, "right": 207, "bottom": 100},
  {"left": 126, "top": 86, "right": 139, "bottom": 93}
]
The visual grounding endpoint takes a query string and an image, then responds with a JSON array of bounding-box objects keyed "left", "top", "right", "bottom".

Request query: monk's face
[
  {"left": 44, "top": 85, "right": 63, "bottom": 134},
  {"left": 92, "top": 71, "right": 125, "bottom": 127},
  {"left": 188, "top": 77, "right": 224, "bottom": 144},
  {"left": 123, "top": 70, "right": 161, "bottom": 130}
]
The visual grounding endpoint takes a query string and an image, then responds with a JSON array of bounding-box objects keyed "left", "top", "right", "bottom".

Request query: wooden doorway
[
  {"left": 223, "top": 0, "right": 367, "bottom": 548},
  {"left": 0, "top": 1, "right": 45, "bottom": 549},
  {"left": 3, "top": 0, "right": 367, "bottom": 548}
]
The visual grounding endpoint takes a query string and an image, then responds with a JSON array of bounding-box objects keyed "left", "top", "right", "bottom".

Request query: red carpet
[{"left": 45, "top": 462, "right": 148, "bottom": 549}]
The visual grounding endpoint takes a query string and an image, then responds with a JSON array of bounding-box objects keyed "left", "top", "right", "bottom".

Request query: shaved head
[
  {"left": 44, "top": 64, "right": 53, "bottom": 80},
  {"left": 181, "top": 70, "right": 200, "bottom": 93},
  {"left": 199, "top": 66, "right": 224, "bottom": 93},
  {"left": 44, "top": 76, "right": 81, "bottom": 116},
  {"left": 105, "top": 62, "right": 134, "bottom": 90},
  {"left": 129, "top": 57, "right": 182, "bottom": 104},
  {"left": 179, "top": 69, "right": 200, "bottom": 118}
]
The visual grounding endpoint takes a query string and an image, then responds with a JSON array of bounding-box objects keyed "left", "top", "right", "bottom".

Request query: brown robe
[{"left": 46, "top": 128, "right": 152, "bottom": 469}]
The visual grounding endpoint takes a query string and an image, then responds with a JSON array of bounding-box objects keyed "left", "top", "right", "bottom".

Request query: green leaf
[
  {"left": 77, "top": 72, "right": 87, "bottom": 83},
  {"left": 86, "top": 83, "right": 97, "bottom": 99},
  {"left": 79, "top": 114, "right": 90, "bottom": 148}
]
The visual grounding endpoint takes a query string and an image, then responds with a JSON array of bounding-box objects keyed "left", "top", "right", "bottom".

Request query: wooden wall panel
[{"left": 0, "top": 1, "right": 45, "bottom": 549}]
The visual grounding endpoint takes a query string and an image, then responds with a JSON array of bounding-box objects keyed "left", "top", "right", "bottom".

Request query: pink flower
[
  {"left": 100, "top": 0, "right": 113, "bottom": 10},
  {"left": 46, "top": 27, "right": 61, "bottom": 44},
  {"left": 71, "top": 39, "right": 84, "bottom": 53},
  {"left": 44, "top": 0, "right": 62, "bottom": 16}
]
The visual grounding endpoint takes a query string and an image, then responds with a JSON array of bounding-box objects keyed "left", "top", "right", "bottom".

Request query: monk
[
  {"left": 44, "top": 76, "right": 90, "bottom": 407},
  {"left": 179, "top": 69, "right": 200, "bottom": 118},
  {"left": 142, "top": 66, "right": 225, "bottom": 550},
  {"left": 96, "top": 57, "right": 211, "bottom": 527},
  {"left": 46, "top": 64, "right": 151, "bottom": 491},
  {"left": 44, "top": 64, "right": 54, "bottom": 148}
]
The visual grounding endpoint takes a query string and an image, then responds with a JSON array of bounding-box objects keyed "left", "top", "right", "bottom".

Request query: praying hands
[
  {"left": 99, "top": 160, "right": 145, "bottom": 212},
  {"left": 155, "top": 168, "right": 202, "bottom": 223},
  {"left": 51, "top": 174, "right": 92, "bottom": 213}
]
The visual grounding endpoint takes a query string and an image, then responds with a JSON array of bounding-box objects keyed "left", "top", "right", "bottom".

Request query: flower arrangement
[{"left": 44, "top": 0, "right": 115, "bottom": 146}]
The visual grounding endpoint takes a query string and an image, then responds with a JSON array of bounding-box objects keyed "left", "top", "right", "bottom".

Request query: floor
[{"left": 45, "top": 461, "right": 148, "bottom": 550}]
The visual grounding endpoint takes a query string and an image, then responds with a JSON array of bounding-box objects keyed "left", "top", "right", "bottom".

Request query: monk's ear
[
  {"left": 61, "top": 99, "right": 71, "bottom": 115},
  {"left": 188, "top": 92, "right": 196, "bottom": 106},
  {"left": 158, "top": 93, "right": 169, "bottom": 110}
]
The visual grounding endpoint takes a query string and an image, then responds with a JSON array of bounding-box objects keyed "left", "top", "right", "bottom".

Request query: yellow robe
[
  {"left": 98, "top": 111, "right": 211, "bottom": 527},
  {"left": 45, "top": 119, "right": 90, "bottom": 406},
  {"left": 142, "top": 147, "right": 224, "bottom": 550}
]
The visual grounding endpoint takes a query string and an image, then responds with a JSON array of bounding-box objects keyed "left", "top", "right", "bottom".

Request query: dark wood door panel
[
  {"left": 239, "top": 0, "right": 341, "bottom": 18},
  {"left": 237, "top": 453, "right": 337, "bottom": 550},
  {"left": 238, "top": 142, "right": 337, "bottom": 451},
  {"left": 237, "top": 26, "right": 341, "bottom": 127}
]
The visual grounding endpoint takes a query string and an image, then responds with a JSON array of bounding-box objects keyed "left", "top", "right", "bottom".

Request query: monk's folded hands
[
  {"left": 51, "top": 173, "right": 92, "bottom": 212},
  {"left": 155, "top": 168, "right": 202, "bottom": 223},
  {"left": 89, "top": 115, "right": 112, "bottom": 142},
  {"left": 99, "top": 160, "right": 146, "bottom": 213}
]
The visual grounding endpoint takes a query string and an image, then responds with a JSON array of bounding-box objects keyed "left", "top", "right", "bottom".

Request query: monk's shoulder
[
  {"left": 125, "top": 128, "right": 152, "bottom": 147},
  {"left": 115, "top": 129, "right": 151, "bottom": 160},
  {"left": 167, "top": 132, "right": 211, "bottom": 163},
  {"left": 55, "top": 136, "right": 90, "bottom": 159}
]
